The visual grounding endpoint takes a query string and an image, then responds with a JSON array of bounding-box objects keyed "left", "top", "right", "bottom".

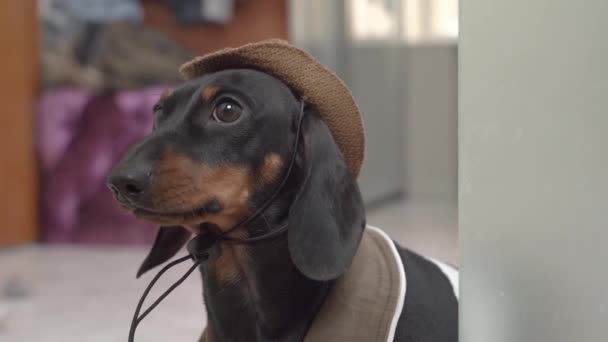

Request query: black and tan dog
[{"left": 108, "top": 41, "right": 457, "bottom": 342}]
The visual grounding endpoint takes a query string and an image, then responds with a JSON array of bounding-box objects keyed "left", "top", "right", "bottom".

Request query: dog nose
[{"left": 107, "top": 166, "right": 152, "bottom": 202}]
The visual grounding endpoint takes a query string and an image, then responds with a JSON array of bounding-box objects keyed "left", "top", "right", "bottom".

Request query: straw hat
[{"left": 179, "top": 39, "right": 365, "bottom": 178}]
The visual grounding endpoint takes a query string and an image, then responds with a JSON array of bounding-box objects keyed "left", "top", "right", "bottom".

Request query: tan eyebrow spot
[
  {"left": 202, "top": 86, "right": 222, "bottom": 102},
  {"left": 162, "top": 89, "right": 173, "bottom": 98},
  {"left": 259, "top": 153, "right": 283, "bottom": 185}
]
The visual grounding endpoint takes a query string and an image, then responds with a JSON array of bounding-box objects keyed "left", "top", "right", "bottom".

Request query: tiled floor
[
  {"left": 0, "top": 198, "right": 456, "bottom": 341},
  {"left": 368, "top": 197, "right": 458, "bottom": 265}
]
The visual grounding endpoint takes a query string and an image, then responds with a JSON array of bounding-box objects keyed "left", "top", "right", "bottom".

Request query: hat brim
[{"left": 179, "top": 39, "right": 365, "bottom": 178}]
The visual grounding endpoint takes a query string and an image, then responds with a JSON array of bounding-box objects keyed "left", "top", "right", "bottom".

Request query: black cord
[
  {"left": 127, "top": 100, "right": 307, "bottom": 341},
  {"left": 128, "top": 255, "right": 200, "bottom": 342}
]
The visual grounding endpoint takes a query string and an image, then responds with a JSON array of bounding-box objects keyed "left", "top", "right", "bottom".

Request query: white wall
[
  {"left": 403, "top": 45, "right": 457, "bottom": 200},
  {"left": 348, "top": 45, "right": 407, "bottom": 202},
  {"left": 346, "top": 44, "right": 458, "bottom": 202},
  {"left": 460, "top": 1, "right": 608, "bottom": 341}
]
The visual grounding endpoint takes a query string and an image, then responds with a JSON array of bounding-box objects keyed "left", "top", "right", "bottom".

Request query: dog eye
[
  {"left": 153, "top": 103, "right": 163, "bottom": 112},
  {"left": 212, "top": 100, "right": 242, "bottom": 123}
]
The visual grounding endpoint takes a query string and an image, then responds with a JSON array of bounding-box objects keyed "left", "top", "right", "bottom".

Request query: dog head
[{"left": 108, "top": 69, "right": 365, "bottom": 281}]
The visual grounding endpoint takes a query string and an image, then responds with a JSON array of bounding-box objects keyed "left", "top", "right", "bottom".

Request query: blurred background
[{"left": 0, "top": 0, "right": 457, "bottom": 340}]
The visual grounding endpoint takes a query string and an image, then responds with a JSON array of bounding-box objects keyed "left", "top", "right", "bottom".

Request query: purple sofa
[{"left": 37, "top": 86, "right": 168, "bottom": 244}]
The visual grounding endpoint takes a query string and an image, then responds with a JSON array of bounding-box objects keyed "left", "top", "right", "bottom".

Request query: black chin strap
[{"left": 128, "top": 100, "right": 306, "bottom": 342}]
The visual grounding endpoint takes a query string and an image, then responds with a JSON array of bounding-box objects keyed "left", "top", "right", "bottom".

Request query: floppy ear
[
  {"left": 137, "top": 226, "right": 192, "bottom": 278},
  {"left": 288, "top": 110, "right": 366, "bottom": 281}
]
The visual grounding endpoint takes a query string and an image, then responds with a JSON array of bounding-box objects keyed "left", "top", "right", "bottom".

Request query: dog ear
[
  {"left": 288, "top": 110, "right": 366, "bottom": 281},
  {"left": 137, "top": 226, "right": 192, "bottom": 278}
]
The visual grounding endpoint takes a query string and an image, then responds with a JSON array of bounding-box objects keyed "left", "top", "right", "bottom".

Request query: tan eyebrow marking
[
  {"left": 259, "top": 153, "right": 283, "bottom": 185},
  {"left": 202, "top": 86, "right": 222, "bottom": 102},
  {"left": 161, "top": 89, "right": 173, "bottom": 99}
]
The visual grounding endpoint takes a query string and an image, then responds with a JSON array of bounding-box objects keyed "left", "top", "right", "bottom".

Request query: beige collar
[{"left": 305, "top": 226, "right": 406, "bottom": 342}]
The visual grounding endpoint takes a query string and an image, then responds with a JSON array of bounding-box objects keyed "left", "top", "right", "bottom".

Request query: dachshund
[{"left": 108, "top": 69, "right": 458, "bottom": 341}]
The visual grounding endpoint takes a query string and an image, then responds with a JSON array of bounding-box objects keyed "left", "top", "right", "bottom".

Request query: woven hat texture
[{"left": 179, "top": 39, "right": 365, "bottom": 177}]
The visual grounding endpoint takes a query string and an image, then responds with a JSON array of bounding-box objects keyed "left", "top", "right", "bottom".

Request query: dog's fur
[{"left": 108, "top": 69, "right": 457, "bottom": 341}]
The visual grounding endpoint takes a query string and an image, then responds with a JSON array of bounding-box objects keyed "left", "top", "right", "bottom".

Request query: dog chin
[
  {"left": 132, "top": 208, "right": 208, "bottom": 226},
  {"left": 116, "top": 199, "right": 220, "bottom": 234},
  {"left": 133, "top": 210, "right": 216, "bottom": 234}
]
